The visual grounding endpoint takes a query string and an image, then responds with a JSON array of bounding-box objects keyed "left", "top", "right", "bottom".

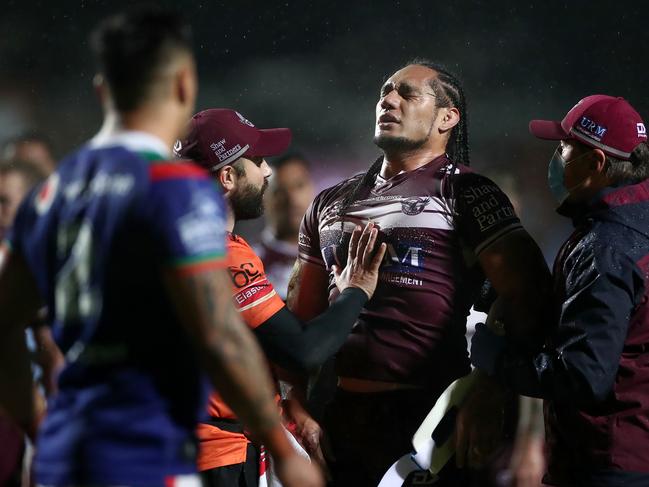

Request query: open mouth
[{"left": 378, "top": 113, "right": 400, "bottom": 124}]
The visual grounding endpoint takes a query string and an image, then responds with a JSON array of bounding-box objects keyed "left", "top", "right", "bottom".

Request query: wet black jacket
[{"left": 498, "top": 179, "right": 649, "bottom": 486}]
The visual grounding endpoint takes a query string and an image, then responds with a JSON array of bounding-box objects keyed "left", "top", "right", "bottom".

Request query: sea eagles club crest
[{"left": 401, "top": 196, "right": 430, "bottom": 215}]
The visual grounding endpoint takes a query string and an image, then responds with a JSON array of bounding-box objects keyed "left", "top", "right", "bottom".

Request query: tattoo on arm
[
  {"left": 286, "top": 259, "right": 302, "bottom": 311},
  {"left": 167, "top": 268, "right": 281, "bottom": 436}
]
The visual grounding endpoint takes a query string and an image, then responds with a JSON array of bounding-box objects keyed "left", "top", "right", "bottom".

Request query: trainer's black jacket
[{"left": 498, "top": 178, "right": 649, "bottom": 486}]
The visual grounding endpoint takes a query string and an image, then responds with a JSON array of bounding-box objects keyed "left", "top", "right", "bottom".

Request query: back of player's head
[{"left": 90, "top": 6, "right": 193, "bottom": 112}]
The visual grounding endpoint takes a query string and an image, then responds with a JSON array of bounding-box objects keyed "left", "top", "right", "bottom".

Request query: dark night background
[{"left": 1, "top": 0, "right": 646, "bottom": 256}]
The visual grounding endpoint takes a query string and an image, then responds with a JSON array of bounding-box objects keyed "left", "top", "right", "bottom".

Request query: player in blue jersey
[{"left": 0, "top": 7, "right": 321, "bottom": 487}]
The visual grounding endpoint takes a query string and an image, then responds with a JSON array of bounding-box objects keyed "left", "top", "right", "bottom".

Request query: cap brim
[
  {"left": 529, "top": 120, "right": 569, "bottom": 140},
  {"left": 248, "top": 128, "right": 292, "bottom": 157}
]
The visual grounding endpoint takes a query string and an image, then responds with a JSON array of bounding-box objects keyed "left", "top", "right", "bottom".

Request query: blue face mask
[{"left": 547, "top": 149, "right": 592, "bottom": 204}]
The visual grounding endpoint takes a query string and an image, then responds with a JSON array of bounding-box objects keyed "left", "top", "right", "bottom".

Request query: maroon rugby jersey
[{"left": 298, "top": 154, "right": 521, "bottom": 391}]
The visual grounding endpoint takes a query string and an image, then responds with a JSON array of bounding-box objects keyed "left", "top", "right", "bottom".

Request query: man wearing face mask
[{"left": 471, "top": 95, "right": 649, "bottom": 486}]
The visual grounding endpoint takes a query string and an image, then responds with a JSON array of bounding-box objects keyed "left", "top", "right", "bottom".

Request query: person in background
[
  {"left": 0, "top": 159, "right": 46, "bottom": 242},
  {"left": 0, "top": 158, "right": 60, "bottom": 487},
  {"left": 255, "top": 153, "right": 315, "bottom": 299},
  {"left": 2, "top": 132, "right": 57, "bottom": 176}
]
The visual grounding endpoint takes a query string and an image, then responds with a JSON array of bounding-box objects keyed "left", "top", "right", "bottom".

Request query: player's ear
[
  {"left": 218, "top": 166, "right": 236, "bottom": 193},
  {"left": 591, "top": 149, "right": 606, "bottom": 173},
  {"left": 439, "top": 107, "right": 460, "bottom": 133},
  {"left": 175, "top": 58, "right": 197, "bottom": 108}
]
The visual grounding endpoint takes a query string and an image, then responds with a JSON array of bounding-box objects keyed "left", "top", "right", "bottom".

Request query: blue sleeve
[
  {"left": 146, "top": 163, "right": 228, "bottom": 275},
  {"left": 499, "top": 243, "right": 643, "bottom": 404}
]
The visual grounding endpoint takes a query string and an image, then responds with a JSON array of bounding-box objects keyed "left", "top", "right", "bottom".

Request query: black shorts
[
  {"left": 323, "top": 388, "right": 473, "bottom": 487},
  {"left": 200, "top": 442, "right": 259, "bottom": 487}
]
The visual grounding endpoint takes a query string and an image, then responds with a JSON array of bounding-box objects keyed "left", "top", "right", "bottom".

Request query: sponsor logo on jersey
[
  {"left": 298, "top": 232, "right": 311, "bottom": 247},
  {"left": 461, "top": 183, "right": 499, "bottom": 204},
  {"left": 62, "top": 173, "right": 134, "bottom": 202},
  {"left": 230, "top": 261, "right": 262, "bottom": 288},
  {"left": 401, "top": 196, "right": 430, "bottom": 215},
  {"left": 178, "top": 191, "right": 225, "bottom": 254},
  {"left": 233, "top": 277, "right": 274, "bottom": 310},
  {"left": 35, "top": 173, "right": 59, "bottom": 215},
  {"left": 469, "top": 195, "right": 516, "bottom": 232},
  {"left": 383, "top": 241, "right": 425, "bottom": 270},
  {"left": 173, "top": 139, "right": 182, "bottom": 156}
]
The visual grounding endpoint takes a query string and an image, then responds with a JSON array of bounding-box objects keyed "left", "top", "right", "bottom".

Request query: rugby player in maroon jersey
[{"left": 285, "top": 60, "right": 552, "bottom": 485}]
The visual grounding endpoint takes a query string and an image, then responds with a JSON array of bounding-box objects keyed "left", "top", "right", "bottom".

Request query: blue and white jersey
[{"left": 7, "top": 131, "right": 227, "bottom": 486}]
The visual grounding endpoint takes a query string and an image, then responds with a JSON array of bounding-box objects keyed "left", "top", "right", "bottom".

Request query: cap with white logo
[
  {"left": 174, "top": 109, "right": 292, "bottom": 171},
  {"left": 529, "top": 95, "right": 646, "bottom": 160}
]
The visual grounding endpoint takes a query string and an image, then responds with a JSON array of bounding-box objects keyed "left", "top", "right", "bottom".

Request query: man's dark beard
[
  {"left": 231, "top": 180, "right": 268, "bottom": 220},
  {"left": 373, "top": 134, "right": 428, "bottom": 153},
  {"left": 373, "top": 115, "right": 437, "bottom": 153}
]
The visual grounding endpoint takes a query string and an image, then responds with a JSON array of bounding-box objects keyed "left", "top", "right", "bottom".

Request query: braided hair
[
  {"left": 410, "top": 58, "right": 470, "bottom": 168},
  {"left": 337, "top": 59, "right": 470, "bottom": 225}
]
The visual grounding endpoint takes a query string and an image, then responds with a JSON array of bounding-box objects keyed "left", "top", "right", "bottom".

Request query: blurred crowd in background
[{"left": 2, "top": 1, "right": 646, "bottom": 264}]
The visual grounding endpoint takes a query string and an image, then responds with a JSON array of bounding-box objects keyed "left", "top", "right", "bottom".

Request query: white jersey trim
[
  {"left": 89, "top": 130, "right": 172, "bottom": 158},
  {"left": 237, "top": 289, "right": 278, "bottom": 312}
]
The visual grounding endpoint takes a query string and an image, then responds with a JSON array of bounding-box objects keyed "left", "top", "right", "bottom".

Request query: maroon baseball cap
[
  {"left": 529, "top": 95, "right": 647, "bottom": 160},
  {"left": 174, "top": 109, "right": 292, "bottom": 171}
]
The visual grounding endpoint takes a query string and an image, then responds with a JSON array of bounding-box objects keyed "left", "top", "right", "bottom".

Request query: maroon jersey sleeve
[
  {"left": 453, "top": 172, "right": 523, "bottom": 255},
  {"left": 298, "top": 192, "right": 325, "bottom": 267}
]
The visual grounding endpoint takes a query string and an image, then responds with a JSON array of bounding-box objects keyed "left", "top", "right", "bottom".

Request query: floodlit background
[{"left": 2, "top": 0, "right": 646, "bottom": 258}]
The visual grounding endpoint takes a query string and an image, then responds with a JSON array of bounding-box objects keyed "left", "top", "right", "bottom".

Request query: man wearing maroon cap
[
  {"left": 472, "top": 95, "right": 649, "bottom": 486},
  {"left": 175, "top": 108, "right": 386, "bottom": 487}
]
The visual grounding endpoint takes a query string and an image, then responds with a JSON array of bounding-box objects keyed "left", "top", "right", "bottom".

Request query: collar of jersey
[{"left": 88, "top": 130, "right": 171, "bottom": 161}]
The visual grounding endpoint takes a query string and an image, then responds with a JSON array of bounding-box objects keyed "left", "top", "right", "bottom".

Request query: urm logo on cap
[
  {"left": 577, "top": 116, "right": 607, "bottom": 141},
  {"left": 638, "top": 123, "right": 647, "bottom": 138}
]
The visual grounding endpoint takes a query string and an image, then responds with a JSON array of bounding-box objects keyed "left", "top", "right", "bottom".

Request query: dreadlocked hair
[
  {"left": 409, "top": 58, "right": 470, "bottom": 168},
  {"left": 409, "top": 59, "right": 470, "bottom": 204},
  {"left": 337, "top": 156, "right": 383, "bottom": 227},
  {"left": 336, "top": 59, "right": 471, "bottom": 236}
]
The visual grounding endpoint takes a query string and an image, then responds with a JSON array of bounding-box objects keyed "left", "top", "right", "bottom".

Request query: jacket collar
[{"left": 557, "top": 178, "right": 649, "bottom": 226}]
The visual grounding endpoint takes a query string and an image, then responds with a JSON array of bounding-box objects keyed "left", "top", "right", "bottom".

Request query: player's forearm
[
  {"left": 166, "top": 269, "right": 292, "bottom": 459},
  {"left": 200, "top": 303, "right": 283, "bottom": 437},
  {"left": 256, "top": 287, "right": 367, "bottom": 372},
  {"left": 286, "top": 259, "right": 329, "bottom": 320},
  {"left": 480, "top": 231, "right": 552, "bottom": 348}
]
